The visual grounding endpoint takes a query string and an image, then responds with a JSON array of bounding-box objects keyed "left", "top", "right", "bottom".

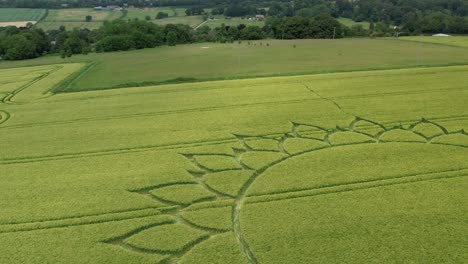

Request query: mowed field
[
  {"left": 0, "top": 46, "right": 467, "bottom": 264},
  {"left": 1, "top": 39, "right": 468, "bottom": 92}
]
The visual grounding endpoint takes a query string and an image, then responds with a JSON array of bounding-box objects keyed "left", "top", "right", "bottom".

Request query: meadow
[
  {"left": 152, "top": 15, "right": 204, "bottom": 28},
  {"left": 125, "top": 7, "right": 188, "bottom": 20},
  {"left": 398, "top": 36, "right": 468, "bottom": 48},
  {"left": 0, "top": 58, "right": 466, "bottom": 263},
  {"left": 204, "top": 18, "right": 265, "bottom": 29},
  {"left": 36, "top": 8, "right": 123, "bottom": 30},
  {"left": 0, "top": 8, "right": 47, "bottom": 22},
  {"left": 1, "top": 39, "right": 468, "bottom": 92},
  {"left": 337, "top": 17, "right": 370, "bottom": 28}
]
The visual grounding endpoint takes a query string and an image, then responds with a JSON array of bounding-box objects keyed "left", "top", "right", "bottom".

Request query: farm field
[
  {"left": 337, "top": 17, "right": 370, "bottom": 28},
  {"left": 0, "top": 8, "right": 46, "bottom": 22},
  {"left": 152, "top": 15, "right": 204, "bottom": 28},
  {"left": 1, "top": 39, "right": 468, "bottom": 92},
  {"left": 125, "top": 7, "right": 188, "bottom": 20},
  {"left": 36, "top": 8, "right": 123, "bottom": 30},
  {"left": 204, "top": 18, "right": 265, "bottom": 28},
  {"left": 0, "top": 61, "right": 467, "bottom": 263},
  {"left": 397, "top": 36, "right": 468, "bottom": 48}
]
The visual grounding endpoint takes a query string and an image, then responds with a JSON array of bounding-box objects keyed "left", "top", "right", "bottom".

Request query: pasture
[
  {"left": 337, "top": 17, "right": 370, "bottom": 28},
  {"left": 0, "top": 8, "right": 46, "bottom": 22},
  {"left": 0, "top": 61, "right": 466, "bottom": 263},
  {"left": 152, "top": 15, "right": 204, "bottom": 28},
  {"left": 1, "top": 39, "right": 468, "bottom": 92},
  {"left": 204, "top": 18, "right": 265, "bottom": 29},
  {"left": 37, "top": 8, "right": 123, "bottom": 30},
  {"left": 125, "top": 7, "right": 175, "bottom": 20},
  {"left": 397, "top": 36, "right": 468, "bottom": 48}
]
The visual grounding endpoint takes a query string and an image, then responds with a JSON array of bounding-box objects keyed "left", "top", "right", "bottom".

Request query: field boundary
[{"left": 49, "top": 62, "right": 97, "bottom": 94}]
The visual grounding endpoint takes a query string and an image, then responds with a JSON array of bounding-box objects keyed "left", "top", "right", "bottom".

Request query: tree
[
  {"left": 156, "top": 12, "right": 168, "bottom": 19},
  {"left": 62, "top": 29, "right": 85, "bottom": 54},
  {"left": 185, "top": 7, "right": 204, "bottom": 16},
  {"left": 96, "top": 35, "right": 135, "bottom": 52},
  {"left": 85, "top": 15, "right": 92, "bottom": 22},
  {"left": 240, "top": 26, "right": 264, "bottom": 39},
  {"left": 211, "top": 7, "right": 224, "bottom": 15},
  {"left": 1, "top": 34, "right": 36, "bottom": 60},
  {"left": 145, "top": 15, "right": 151, "bottom": 21},
  {"left": 166, "top": 31, "right": 177, "bottom": 46},
  {"left": 309, "top": 13, "right": 343, "bottom": 38}
]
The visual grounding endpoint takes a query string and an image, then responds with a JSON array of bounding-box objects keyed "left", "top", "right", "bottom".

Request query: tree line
[{"left": 1, "top": 13, "right": 348, "bottom": 60}]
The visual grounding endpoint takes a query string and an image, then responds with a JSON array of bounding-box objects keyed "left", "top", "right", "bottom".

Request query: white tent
[{"left": 432, "top": 33, "right": 451, "bottom": 37}]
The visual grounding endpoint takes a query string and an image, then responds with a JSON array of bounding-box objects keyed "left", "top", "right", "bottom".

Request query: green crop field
[
  {"left": 0, "top": 59, "right": 467, "bottom": 263},
  {"left": 0, "top": 8, "right": 46, "bottom": 22},
  {"left": 397, "top": 36, "right": 468, "bottom": 48},
  {"left": 1, "top": 39, "right": 468, "bottom": 92},
  {"left": 37, "top": 8, "right": 123, "bottom": 30}
]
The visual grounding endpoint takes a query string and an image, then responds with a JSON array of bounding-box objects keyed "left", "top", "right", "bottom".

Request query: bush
[
  {"left": 156, "top": 12, "right": 168, "bottom": 19},
  {"left": 166, "top": 31, "right": 177, "bottom": 46}
]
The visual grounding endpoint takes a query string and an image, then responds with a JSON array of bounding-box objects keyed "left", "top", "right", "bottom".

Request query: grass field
[
  {"left": 397, "top": 36, "right": 468, "bottom": 48},
  {"left": 1, "top": 39, "right": 468, "bottom": 92},
  {"left": 204, "top": 18, "right": 265, "bottom": 28},
  {"left": 0, "top": 59, "right": 466, "bottom": 263},
  {"left": 337, "top": 17, "right": 370, "bottom": 29},
  {"left": 153, "top": 15, "right": 204, "bottom": 28},
  {"left": 37, "top": 8, "right": 123, "bottom": 30},
  {"left": 125, "top": 7, "right": 175, "bottom": 20},
  {"left": 0, "top": 8, "right": 46, "bottom": 22},
  {"left": 125, "top": 7, "right": 188, "bottom": 20}
]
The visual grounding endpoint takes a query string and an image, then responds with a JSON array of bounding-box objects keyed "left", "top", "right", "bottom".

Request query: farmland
[
  {"left": 0, "top": 48, "right": 467, "bottom": 262},
  {"left": 0, "top": 8, "right": 46, "bottom": 22},
  {"left": 337, "top": 17, "right": 370, "bottom": 28},
  {"left": 153, "top": 15, "right": 204, "bottom": 28},
  {"left": 36, "top": 8, "right": 123, "bottom": 30},
  {"left": 125, "top": 7, "right": 188, "bottom": 20},
  {"left": 397, "top": 36, "right": 468, "bottom": 48},
  {"left": 204, "top": 18, "right": 265, "bottom": 29},
  {"left": 32, "top": 7, "right": 204, "bottom": 30},
  {"left": 2, "top": 39, "right": 468, "bottom": 92}
]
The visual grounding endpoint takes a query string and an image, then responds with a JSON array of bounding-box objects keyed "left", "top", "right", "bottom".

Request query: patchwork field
[
  {"left": 33, "top": 7, "right": 204, "bottom": 30},
  {"left": 0, "top": 60, "right": 467, "bottom": 263},
  {"left": 1, "top": 39, "right": 468, "bottom": 92},
  {"left": 398, "top": 36, "right": 468, "bottom": 48}
]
